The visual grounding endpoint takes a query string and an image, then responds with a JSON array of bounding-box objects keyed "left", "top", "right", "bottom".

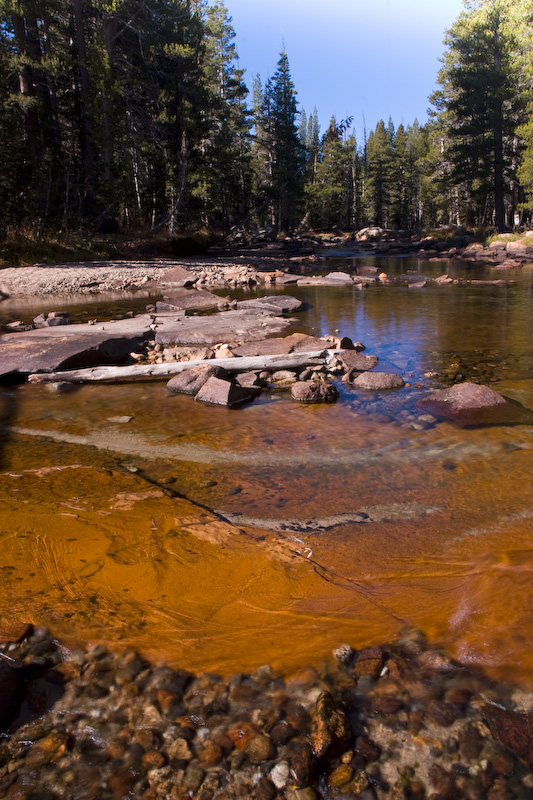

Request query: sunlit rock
[
  {"left": 353, "top": 371, "right": 405, "bottom": 390},
  {"left": 195, "top": 375, "right": 254, "bottom": 407},
  {"left": 166, "top": 364, "right": 226, "bottom": 396}
]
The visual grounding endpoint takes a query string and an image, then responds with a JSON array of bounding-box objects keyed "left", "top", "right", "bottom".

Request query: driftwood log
[{"left": 28, "top": 350, "right": 342, "bottom": 384}]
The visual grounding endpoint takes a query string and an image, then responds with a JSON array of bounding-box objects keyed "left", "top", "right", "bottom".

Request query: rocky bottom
[{"left": 1, "top": 628, "right": 533, "bottom": 800}]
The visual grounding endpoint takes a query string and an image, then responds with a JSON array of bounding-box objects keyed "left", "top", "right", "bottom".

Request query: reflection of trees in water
[{"left": 0, "top": 386, "right": 19, "bottom": 470}]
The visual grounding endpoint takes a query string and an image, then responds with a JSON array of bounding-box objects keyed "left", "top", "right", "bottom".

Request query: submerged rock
[
  {"left": 353, "top": 371, "right": 405, "bottom": 390},
  {"left": 417, "top": 381, "right": 533, "bottom": 427},
  {"left": 291, "top": 381, "right": 339, "bottom": 404}
]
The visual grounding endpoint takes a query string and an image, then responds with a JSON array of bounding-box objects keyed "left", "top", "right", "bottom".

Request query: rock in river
[
  {"left": 417, "top": 381, "right": 533, "bottom": 426},
  {"left": 166, "top": 363, "right": 226, "bottom": 395},
  {"left": 353, "top": 371, "right": 405, "bottom": 390},
  {"left": 291, "top": 381, "right": 339, "bottom": 404},
  {"left": 195, "top": 376, "right": 254, "bottom": 407}
]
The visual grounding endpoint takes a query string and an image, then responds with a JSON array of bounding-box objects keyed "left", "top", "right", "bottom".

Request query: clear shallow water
[{"left": 1, "top": 255, "right": 533, "bottom": 681}]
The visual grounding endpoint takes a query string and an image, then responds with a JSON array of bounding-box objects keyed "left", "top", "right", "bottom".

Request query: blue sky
[{"left": 223, "top": 0, "right": 465, "bottom": 142}]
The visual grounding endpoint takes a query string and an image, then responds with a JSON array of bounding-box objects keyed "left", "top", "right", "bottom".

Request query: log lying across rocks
[{"left": 28, "top": 349, "right": 341, "bottom": 384}]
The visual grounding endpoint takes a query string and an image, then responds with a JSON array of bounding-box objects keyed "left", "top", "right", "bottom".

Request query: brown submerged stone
[
  {"left": 417, "top": 381, "right": 533, "bottom": 427},
  {"left": 291, "top": 380, "right": 339, "bottom": 404},
  {"left": 310, "top": 691, "right": 351, "bottom": 760},
  {"left": 482, "top": 703, "right": 533, "bottom": 769}
]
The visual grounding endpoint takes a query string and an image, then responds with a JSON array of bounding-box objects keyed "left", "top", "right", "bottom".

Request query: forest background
[{"left": 2, "top": 0, "right": 533, "bottom": 250}]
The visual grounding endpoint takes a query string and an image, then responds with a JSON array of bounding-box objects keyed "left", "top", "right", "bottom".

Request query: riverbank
[{"left": 1, "top": 626, "right": 533, "bottom": 800}]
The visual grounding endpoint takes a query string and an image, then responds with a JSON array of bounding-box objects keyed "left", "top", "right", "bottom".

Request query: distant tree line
[{"left": 1, "top": 0, "right": 533, "bottom": 237}]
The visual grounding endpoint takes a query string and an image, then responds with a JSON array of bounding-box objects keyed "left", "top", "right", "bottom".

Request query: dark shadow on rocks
[{"left": 1, "top": 628, "right": 65, "bottom": 735}]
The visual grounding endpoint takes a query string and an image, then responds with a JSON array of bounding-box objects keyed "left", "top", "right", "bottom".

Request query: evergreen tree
[
  {"left": 431, "top": 0, "right": 522, "bottom": 230},
  {"left": 267, "top": 50, "right": 304, "bottom": 231},
  {"left": 365, "top": 120, "right": 396, "bottom": 227}
]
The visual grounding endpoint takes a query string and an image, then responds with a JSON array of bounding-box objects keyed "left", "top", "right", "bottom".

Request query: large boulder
[
  {"left": 166, "top": 364, "right": 225, "bottom": 396},
  {"left": 339, "top": 351, "right": 379, "bottom": 373},
  {"left": 195, "top": 376, "right": 254, "bottom": 407},
  {"left": 417, "top": 382, "right": 533, "bottom": 427},
  {"left": 355, "top": 226, "right": 384, "bottom": 242},
  {"left": 353, "top": 372, "right": 405, "bottom": 390}
]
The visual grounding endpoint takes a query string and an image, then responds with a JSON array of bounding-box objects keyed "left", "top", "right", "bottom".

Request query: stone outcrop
[{"left": 0, "top": 317, "right": 153, "bottom": 380}]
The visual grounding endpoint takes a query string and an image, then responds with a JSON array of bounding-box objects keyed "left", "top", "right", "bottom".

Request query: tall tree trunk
[{"left": 72, "top": 0, "right": 95, "bottom": 188}]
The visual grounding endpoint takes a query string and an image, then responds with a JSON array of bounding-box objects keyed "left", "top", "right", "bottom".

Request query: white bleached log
[{"left": 28, "top": 350, "right": 342, "bottom": 384}]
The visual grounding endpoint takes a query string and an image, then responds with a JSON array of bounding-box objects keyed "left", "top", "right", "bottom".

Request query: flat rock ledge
[{"left": 1, "top": 627, "right": 533, "bottom": 800}]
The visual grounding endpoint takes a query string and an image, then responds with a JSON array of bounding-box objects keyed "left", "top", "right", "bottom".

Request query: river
[{"left": 1, "top": 253, "right": 533, "bottom": 685}]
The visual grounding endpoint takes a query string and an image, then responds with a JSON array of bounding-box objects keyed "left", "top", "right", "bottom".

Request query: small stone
[
  {"left": 310, "top": 691, "right": 351, "bottom": 760},
  {"left": 183, "top": 762, "right": 205, "bottom": 792},
  {"left": 198, "top": 742, "right": 223, "bottom": 767},
  {"left": 285, "top": 788, "right": 319, "bottom": 800},
  {"left": 425, "top": 699, "right": 462, "bottom": 727},
  {"left": 482, "top": 703, "right": 533, "bottom": 769},
  {"left": 108, "top": 766, "right": 137, "bottom": 797},
  {"left": 354, "top": 735, "right": 381, "bottom": 763},
  {"left": 254, "top": 776, "right": 276, "bottom": 800},
  {"left": 244, "top": 734, "right": 275, "bottom": 764},
  {"left": 328, "top": 763, "right": 353, "bottom": 788},
  {"left": 25, "top": 731, "right": 68, "bottom": 768},
  {"left": 270, "top": 760, "right": 290, "bottom": 789},
  {"left": 167, "top": 737, "right": 193, "bottom": 761},
  {"left": 333, "top": 644, "right": 354, "bottom": 664},
  {"left": 369, "top": 694, "right": 403, "bottom": 715},
  {"left": 354, "top": 646, "right": 384, "bottom": 679},
  {"left": 142, "top": 750, "right": 166, "bottom": 769},
  {"left": 289, "top": 739, "right": 315, "bottom": 787},
  {"left": 227, "top": 721, "right": 258, "bottom": 751},
  {"left": 457, "top": 724, "right": 483, "bottom": 761},
  {"left": 269, "top": 720, "right": 295, "bottom": 745},
  {"left": 429, "top": 764, "right": 457, "bottom": 799}
]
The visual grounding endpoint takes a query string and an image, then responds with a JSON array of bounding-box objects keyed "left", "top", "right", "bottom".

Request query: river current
[{"left": 1, "top": 254, "right": 533, "bottom": 685}]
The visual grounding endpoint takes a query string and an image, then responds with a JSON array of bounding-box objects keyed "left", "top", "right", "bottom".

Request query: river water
[{"left": 1, "top": 254, "right": 533, "bottom": 685}]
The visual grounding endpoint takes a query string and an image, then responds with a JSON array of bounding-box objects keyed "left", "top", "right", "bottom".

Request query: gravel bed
[{"left": 1, "top": 627, "right": 533, "bottom": 799}]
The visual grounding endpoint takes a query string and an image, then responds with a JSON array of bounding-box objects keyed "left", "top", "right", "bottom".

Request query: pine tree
[
  {"left": 431, "top": 0, "right": 522, "bottom": 230},
  {"left": 365, "top": 120, "right": 396, "bottom": 227},
  {"left": 267, "top": 50, "right": 304, "bottom": 231}
]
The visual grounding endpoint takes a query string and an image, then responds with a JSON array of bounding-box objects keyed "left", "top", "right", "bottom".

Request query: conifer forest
[{"left": 2, "top": 0, "right": 533, "bottom": 238}]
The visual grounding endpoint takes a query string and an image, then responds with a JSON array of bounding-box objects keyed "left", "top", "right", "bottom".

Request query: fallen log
[{"left": 28, "top": 350, "right": 341, "bottom": 384}]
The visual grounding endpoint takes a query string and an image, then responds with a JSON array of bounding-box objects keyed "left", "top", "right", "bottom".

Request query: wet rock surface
[
  {"left": 1, "top": 628, "right": 533, "bottom": 800},
  {"left": 417, "top": 382, "right": 533, "bottom": 427}
]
